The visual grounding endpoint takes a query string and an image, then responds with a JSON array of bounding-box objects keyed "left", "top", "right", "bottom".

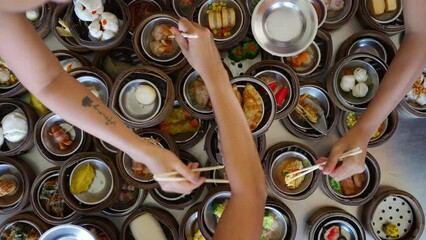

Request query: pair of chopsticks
[
  {"left": 285, "top": 147, "right": 363, "bottom": 183},
  {"left": 153, "top": 165, "right": 229, "bottom": 184}
]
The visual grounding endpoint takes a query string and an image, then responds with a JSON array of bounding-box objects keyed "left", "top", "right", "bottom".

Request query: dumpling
[
  {"left": 74, "top": 0, "right": 104, "bottom": 22},
  {"left": 89, "top": 12, "right": 119, "bottom": 41},
  {"left": 60, "top": 59, "right": 83, "bottom": 72},
  {"left": 135, "top": 85, "right": 157, "bottom": 105},
  {"left": 340, "top": 75, "right": 356, "bottom": 92},
  {"left": 353, "top": 67, "right": 368, "bottom": 82},
  {"left": 405, "top": 89, "right": 417, "bottom": 102},
  {"left": 352, "top": 82, "right": 369, "bottom": 98},
  {"left": 1, "top": 112, "right": 28, "bottom": 143},
  {"left": 25, "top": 8, "right": 40, "bottom": 22},
  {"left": 416, "top": 93, "right": 426, "bottom": 106}
]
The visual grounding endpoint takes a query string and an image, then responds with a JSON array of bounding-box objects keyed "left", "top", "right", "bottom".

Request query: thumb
[
  {"left": 323, "top": 146, "right": 344, "bottom": 175},
  {"left": 174, "top": 161, "right": 199, "bottom": 184}
]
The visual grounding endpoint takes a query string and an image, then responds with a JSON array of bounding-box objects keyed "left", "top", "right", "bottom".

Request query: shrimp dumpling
[
  {"left": 340, "top": 75, "right": 356, "bottom": 92},
  {"left": 89, "top": 12, "right": 119, "bottom": 41},
  {"left": 354, "top": 67, "right": 368, "bottom": 82},
  {"left": 352, "top": 82, "right": 369, "bottom": 98},
  {"left": 74, "top": 0, "right": 104, "bottom": 22}
]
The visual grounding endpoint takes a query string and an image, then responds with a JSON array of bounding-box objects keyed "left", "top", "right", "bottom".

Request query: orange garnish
[
  {"left": 102, "top": 19, "right": 107, "bottom": 25},
  {"left": 91, "top": 10, "right": 96, "bottom": 14}
]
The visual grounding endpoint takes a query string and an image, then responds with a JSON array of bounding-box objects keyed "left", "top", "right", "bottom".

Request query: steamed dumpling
[
  {"left": 354, "top": 68, "right": 368, "bottom": 82},
  {"left": 352, "top": 82, "right": 369, "bottom": 98},
  {"left": 130, "top": 213, "right": 167, "bottom": 240},
  {"left": 25, "top": 8, "right": 40, "bottom": 21},
  {"left": 74, "top": 0, "right": 104, "bottom": 22},
  {"left": 405, "top": 89, "right": 417, "bottom": 102},
  {"left": 417, "top": 93, "right": 426, "bottom": 106},
  {"left": 1, "top": 112, "right": 28, "bottom": 143},
  {"left": 340, "top": 75, "right": 356, "bottom": 92},
  {"left": 135, "top": 85, "right": 157, "bottom": 105},
  {"left": 89, "top": 12, "right": 119, "bottom": 41}
]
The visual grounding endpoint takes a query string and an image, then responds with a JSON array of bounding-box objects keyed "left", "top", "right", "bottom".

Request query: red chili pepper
[
  {"left": 275, "top": 87, "right": 289, "bottom": 106},
  {"left": 102, "top": 19, "right": 108, "bottom": 25},
  {"left": 268, "top": 82, "right": 278, "bottom": 92},
  {"left": 189, "top": 119, "right": 199, "bottom": 128},
  {"left": 91, "top": 10, "right": 97, "bottom": 14},
  {"left": 248, "top": 43, "right": 256, "bottom": 51}
]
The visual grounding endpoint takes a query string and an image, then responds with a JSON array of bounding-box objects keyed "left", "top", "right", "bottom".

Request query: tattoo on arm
[{"left": 82, "top": 96, "right": 116, "bottom": 126}]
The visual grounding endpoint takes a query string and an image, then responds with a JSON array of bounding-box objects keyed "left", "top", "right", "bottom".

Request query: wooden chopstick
[
  {"left": 153, "top": 165, "right": 224, "bottom": 178},
  {"left": 285, "top": 147, "right": 363, "bottom": 183},
  {"left": 167, "top": 33, "right": 198, "bottom": 39},
  {"left": 153, "top": 177, "right": 229, "bottom": 184}
]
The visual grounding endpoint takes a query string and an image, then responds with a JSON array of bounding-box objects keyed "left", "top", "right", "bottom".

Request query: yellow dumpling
[{"left": 70, "top": 164, "right": 95, "bottom": 195}]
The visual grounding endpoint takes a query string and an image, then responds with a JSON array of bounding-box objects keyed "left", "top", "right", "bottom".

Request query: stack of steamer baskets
[{"left": 0, "top": 0, "right": 424, "bottom": 239}]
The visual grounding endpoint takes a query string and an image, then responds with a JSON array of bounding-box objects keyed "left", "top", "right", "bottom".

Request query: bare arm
[
  {"left": 0, "top": 12, "right": 203, "bottom": 194},
  {"left": 175, "top": 19, "right": 267, "bottom": 240},
  {"left": 322, "top": 0, "right": 426, "bottom": 180}
]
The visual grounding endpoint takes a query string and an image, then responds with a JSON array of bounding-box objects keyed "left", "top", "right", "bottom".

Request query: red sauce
[{"left": 129, "top": 1, "right": 161, "bottom": 33}]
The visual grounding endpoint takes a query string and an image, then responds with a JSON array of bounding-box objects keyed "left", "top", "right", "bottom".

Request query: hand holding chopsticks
[
  {"left": 154, "top": 165, "right": 229, "bottom": 184},
  {"left": 285, "top": 147, "right": 363, "bottom": 183},
  {"left": 167, "top": 33, "right": 198, "bottom": 39}
]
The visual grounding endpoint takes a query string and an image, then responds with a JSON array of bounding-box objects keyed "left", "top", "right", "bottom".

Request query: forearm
[
  {"left": 203, "top": 69, "right": 266, "bottom": 195},
  {"left": 0, "top": 13, "right": 151, "bottom": 161},
  {"left": 356, "top": 34, "right": 426, "bottom": 137}
]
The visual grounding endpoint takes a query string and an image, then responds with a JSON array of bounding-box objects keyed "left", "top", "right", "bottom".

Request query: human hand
[
  {"left": 173, "top": 17, "right": 226, "bottom": 81},
  {"left": 129, "top": 143, "right": 205, "bottom": 194},
  {"left": 0, "top": 0, "right": 69, "bottom": 13},
  {"left": 317, "top": 126, "right": 370, "bottom": 181}
]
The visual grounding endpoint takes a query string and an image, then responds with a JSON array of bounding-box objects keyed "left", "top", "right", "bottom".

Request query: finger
[
  {"left": 172, "top": 27, "right": 189, "bottom": 52},
  {"left": 323, "top": 146, "right": 345, "bottom": 175},
  {"left": 315, "top": 157, "right": 328, "bottom": 170},
  {"left": 174, "top": 161, "right": 200, "bottom": 184},
  {"left": 178, "top": 17, "right": 196, "bottom": 33},
  {"left": 330, "top": 160, "right": 365, "bottom": 181}
]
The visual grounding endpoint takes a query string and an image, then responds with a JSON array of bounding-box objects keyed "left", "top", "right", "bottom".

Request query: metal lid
[{"left": 39, "top": 224, "right": 95, "bottom": 240}]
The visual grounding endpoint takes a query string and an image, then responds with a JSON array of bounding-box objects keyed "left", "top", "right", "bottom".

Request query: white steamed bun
[
  {"left": 135, "top": 85, "right": 157, "bottom": 105},
  {"left": 1, "top": 112, "right": 28, "bottom": 143},
  {"left": 89, "top": 12, "right": 119, "bottom": 41},
  {"left": 74, "top": 0, "right": 104, "bottom": 22},
  {"left": 0, "top": 127, "right": 4, "bottom": 146},
  {"left": 25, "top": 8, "right": 40, "bottom": 21},
  {"left": 340, "top": 75, "right": 356, "bottom": 92},
  {"left": 416, "top": 93, "right": 426, "bottom": 106},
  {"left": 352, "top": 82, "right": 369, "bottom": 98}
]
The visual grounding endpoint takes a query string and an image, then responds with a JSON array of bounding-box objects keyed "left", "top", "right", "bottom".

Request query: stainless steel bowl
[
  {"left": 40, "top": 114, "right": 84, "bottom": 157},
  {"left": 335, "top": 59, "right": 380, "bottom": 105},
  {"left": 198, "top": 0, "right": 244, "bottom": 42},
  {"left": 202, "top": 191, "right": 231, "bottom": 233},
  {"left": 153, "top": 188, "right": 186, "bottom": 201},
  {"left": 0, "top": 63, "right": 19, "bottom": 90},
  {"left": 252, "top": 0, "right": 318, "bottom": 57},
  {"left": 342, "top": 111, "right": 388, "bottom": 142},
  {"left": 118, "top": 79, "right": 162, "bottom": 122},
  {"left": 270, "top": 151, "right": 313, "bottom": 196},
  {"left": 1, "top": 220, "right": 43, "bottom": 239},
  {"left": 289, "top": 85, "right": 330, "bottom": 131},
  {"left": 140, "top": 17, "right": 181, "bottom": 62},
  {"left": 348, "top": 38, "right": 388, "bottom": 64},
  {"left": 230, "top": 76, "right": 276, "bottom": 138},
  {"left": 39, "top": 224, "right": 95, "bottom": 240},
  {"left": 263, "top": 206, "right": 288, "bottom": 239},
  {"left": 183, "top": 70, "right": 213, "bottom": 114},
  {"left": 324, "top": 0, "right": 352, "bottom": 25},
  {"left": 368, "top": 0, "right": 403, "bottom": 24},
  {"left": 282, "top": 41, "right": 321, "bottom": 77},
  {"left": 254, "top": 70, "right": 292, "bottom": 112},
  {"left": 0, "top": 164, "right": 24, "bottom": 207},
  {"left": 69, "top": 159, "right": 114, "bottom": 205},
  {"left": 325, "top": 164, "right": 371, "bottom": 199},
  {"left": 1, "top": 108, "right": 28, "bottom": 151},
  {"left": 76, "top": 75, "right": 109, "bottom": 105},
  {"left": 184, "top": 211, "right": 201, "bottom": 239}
]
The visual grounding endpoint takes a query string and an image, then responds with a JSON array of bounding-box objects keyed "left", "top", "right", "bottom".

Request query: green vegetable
[
  {"left": 329, "top": 177, "right": 342, "bottom": 194},
  {"left": 243, "top": 41, "right": 260, "bottom": 59},
  {"left": 263, "top": 214, "right": 274, "bottom": 230},
  {"left": 228, "top": 46, "right": 244, "bottom": 62},
  {"left": 213, "top": 203, "right": 225, "bottom": 219}
]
